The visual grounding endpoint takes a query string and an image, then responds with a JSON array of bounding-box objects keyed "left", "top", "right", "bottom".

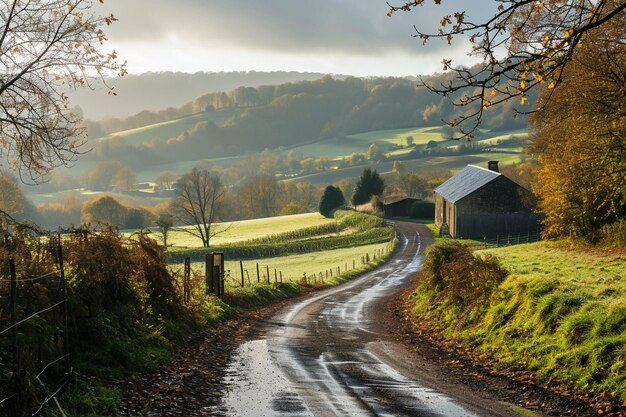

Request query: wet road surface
[{"left": 214, "top": 222, "right": 531, "bottom": 417}]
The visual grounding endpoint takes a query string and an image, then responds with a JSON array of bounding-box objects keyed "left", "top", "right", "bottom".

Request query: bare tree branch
[
  {"left": 0, "top": 0, "right": 126, "bottom": 181},
  {"left": 172, "top": 169, "right": 226, "bottom": 248},
  {"left": 387, "top": 0, "right": 626, "bottom": 139}
]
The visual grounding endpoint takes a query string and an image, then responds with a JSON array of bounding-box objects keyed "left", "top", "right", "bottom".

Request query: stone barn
[
  {"left": 434, "top": 162, "right": 541, "bottom": 239},
  {"left": 382, "top": 196, "right": 421, "bottom": 217}
]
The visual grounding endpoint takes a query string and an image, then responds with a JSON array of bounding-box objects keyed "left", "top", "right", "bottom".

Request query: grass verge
[{"left": 410, "top": 240, "right": 626, "bottom": 405}]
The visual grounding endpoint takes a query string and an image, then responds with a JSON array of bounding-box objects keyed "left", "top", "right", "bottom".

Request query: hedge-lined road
[{"left": 213, "top": 222, "right": 530, "bottom": 417}]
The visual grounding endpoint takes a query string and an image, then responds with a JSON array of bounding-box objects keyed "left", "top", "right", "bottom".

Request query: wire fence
[
  {"left": 453, "top": 230, "right": 542, "bottom": 250},
  {"left": 181, "top": 234, "right": 398, "bottom": 300},
  {"left": 0, "top": 235, "right": 70, "bottom": 417}
]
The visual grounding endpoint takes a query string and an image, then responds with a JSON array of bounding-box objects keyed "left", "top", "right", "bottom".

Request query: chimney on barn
[{"left": 488, "top": 161, "right": 499, "bottom": 172}]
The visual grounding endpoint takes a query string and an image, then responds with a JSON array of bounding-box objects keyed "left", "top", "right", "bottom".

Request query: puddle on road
[{"left": 216, "top": 339, "right": 312, "bottom": 417}]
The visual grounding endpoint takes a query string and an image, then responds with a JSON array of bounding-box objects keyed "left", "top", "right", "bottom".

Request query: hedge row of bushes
[{"left": 172, "top": 227, "right": 393, "bottom": 262}]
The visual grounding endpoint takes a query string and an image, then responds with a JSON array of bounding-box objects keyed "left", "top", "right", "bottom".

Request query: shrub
[
  {"left": 420, "top": 241, "right": 508, "bottom": 316},
  {"left": 318, "top": 185, "right": 345, "bottom": 217},
  {"left": 600, "top": 219, "right": 626, "bottom": 247}
]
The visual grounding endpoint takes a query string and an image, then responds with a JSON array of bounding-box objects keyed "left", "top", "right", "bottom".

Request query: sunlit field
[{"left": 157, "top": 212, "right": 337, "bottom": 248}]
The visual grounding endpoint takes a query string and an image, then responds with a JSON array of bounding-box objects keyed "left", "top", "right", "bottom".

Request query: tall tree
[
  {"left": 0, "top": 0, "right": 125, "bottom": 180},
  {"left": 529, "top": 7, "right": 626, "bottom": 241},
  {"left": 81, "top": 195, "right": 128, "bottom": 227},
  {"left": 172, "top": 169, "right": 224, "bottom": 247},
  {"left": 155, "top": 171, "right": 178, "bottom": 191},
  {"left": 0, "top": 169, "right": 30, "bottom": 217},
  {"left": 155, "top": 213, "right": 174, "bottom": 247},
  {"left": 239, "top": 174, "right": 283, "bottom": 218},
  {"left": 388, "top": 0, "right": 626, "bottom": 138},
  {"left": 399, "top": 172, "right": 429, "bottom": 199},
  {"left": 319, "top": 185, "right": 345, "bottom": 218},
  {"left": 352, "top": 168, "right": 385, "bottom": 206}
]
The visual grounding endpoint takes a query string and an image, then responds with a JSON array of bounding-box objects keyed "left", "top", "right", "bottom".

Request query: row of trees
[{"left": 318, "top": 168, "right": 387, "bottom": 217}]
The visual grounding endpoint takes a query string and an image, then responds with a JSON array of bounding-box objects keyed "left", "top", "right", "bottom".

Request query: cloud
[{"left": 104, "top": 0, "right": 495, "bottom": 56}]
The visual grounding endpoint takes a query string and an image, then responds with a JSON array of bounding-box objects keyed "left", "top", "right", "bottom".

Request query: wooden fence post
[
  {"left": 256, "top": 263, "right": 260, "bottom": 283},
  {"left": 274, "top": 268, "right": 277, "bottom": 283},
  {"left": 184, "top": 257, "right": 191, "bottom": 304},
  {"left": 266, "top": 265, "right": 270, "bottom": 284},
  {"left": 353, "top": 260, "right": 355, "bottom": 269},
  {"left": 240, "top": 260, "right": 245, "bottom": 288},
  {"left": 213, "top": 266, "right": 221, "bottom": 298},
  {"left": 279, "top": 271, "right": 283, "bottom": 283},
  {"left": 205, "top": 253, "right": 213, "bottom": 295}
]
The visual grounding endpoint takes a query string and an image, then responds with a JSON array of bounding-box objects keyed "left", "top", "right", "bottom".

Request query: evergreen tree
[
  {"left": 352, "top": 168, "right": 385, "bottom": 206},
  {"left": 318, "top": 185, "right": 345, "bottom": 218}
]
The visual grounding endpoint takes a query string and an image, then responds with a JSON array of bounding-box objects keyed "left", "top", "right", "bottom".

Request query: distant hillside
[
  {"left": 85, "top": 72, "right": 531, "bottom": 170},
  {"left": 70, "top": 71, "right": 326, "bottom": 119}
]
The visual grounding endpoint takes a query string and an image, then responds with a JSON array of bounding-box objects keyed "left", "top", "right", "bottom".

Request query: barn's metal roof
[{"left": 434, "top": 165, "right": 501, "bottom": 203}]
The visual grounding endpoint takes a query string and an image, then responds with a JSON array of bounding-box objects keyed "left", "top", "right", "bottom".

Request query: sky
[{"left": 100, "top": 0, "right": 497, "bottom": 77}]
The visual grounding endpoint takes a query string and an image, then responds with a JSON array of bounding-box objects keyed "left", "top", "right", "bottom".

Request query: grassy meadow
[
  {"left": 175, "top": 241, "right": 393, "bottom": 289},
  {"left": 411, "top": 240, "right": 626, "bottom": 401},
  {"left": 161, "top": 210, "right": 395, "bottom": 288},
  {"left": 162, "top": 212, "right": 337, "bottom": 248},
  {"left": 94, "top": 109, "right": 240, "bottom": 145}
]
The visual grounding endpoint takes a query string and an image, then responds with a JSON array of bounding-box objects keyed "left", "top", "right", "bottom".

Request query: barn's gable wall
[{"left": 435, "top": 174, "right": 540, "bottom": 239}]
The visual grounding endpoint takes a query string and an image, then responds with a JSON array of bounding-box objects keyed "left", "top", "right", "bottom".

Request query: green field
[
  {"left": 289, "top": 126, "right": 525, "bottom": 161},
  {"left": 179, "top": 241, "right": 391, "bottom": 288},
  {"left": 348, "top": 126, "right": 447, "bottom": 146},
  {"left": 290, "top": 126, "right": 453, "bottom": 159},
  {"left": 163, "top": 211, "right": 395, "bottom": 288},
  {"left": 162, "top": 212, "right": 337, "bottom": 248},
  {"left": 288, "top": 151, "right": 523, "bottom": 185},
  {"left": 412, "top": 240, "right": 626, "bottom": 401},
  {"left": 94, "top": 109, "right": 240, "bottom": 145}
]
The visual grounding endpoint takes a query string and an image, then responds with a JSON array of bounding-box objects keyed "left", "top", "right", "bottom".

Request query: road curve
[{"left": 214, "top": 222, "right": 530, "bottom": 417}]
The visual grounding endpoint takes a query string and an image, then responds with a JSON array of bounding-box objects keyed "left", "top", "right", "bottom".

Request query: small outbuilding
[
  {"left": 434, "top": 161, "right": 541, "bottom": 239},
  {"left": 382, "top": 196, "right": 421, "bottom": 217}
]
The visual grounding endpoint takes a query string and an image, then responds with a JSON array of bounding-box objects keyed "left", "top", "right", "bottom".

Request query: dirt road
[{"left": 212, "top": 222, "right": 533, "bottom": 417}]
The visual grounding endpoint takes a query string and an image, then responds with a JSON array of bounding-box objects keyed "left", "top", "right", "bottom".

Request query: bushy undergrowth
[
  {"left": 600, "top": 219, "right": 626, "bottom": 248},
  {"left": 1, "top": 226, "right": 191, "bottom": 415},
  {"left": 411, "top": 240, "right": 626, "bottom": 401},
  {"left": 1, "top": 211, "right": 397, "bottom": 416},
  {"left": 415, "top": 241, "right": 508, "bottom": 327}
]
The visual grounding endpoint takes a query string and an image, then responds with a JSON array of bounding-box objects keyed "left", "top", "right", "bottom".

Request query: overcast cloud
[{"left": 100, "top": 0, "right": 497, "bottom": 76}]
